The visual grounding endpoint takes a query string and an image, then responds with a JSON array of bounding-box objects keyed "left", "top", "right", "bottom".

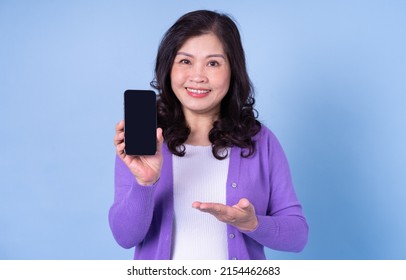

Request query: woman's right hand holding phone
[{"left": 114, "top": 120, "right": 164, "bottom": 186}]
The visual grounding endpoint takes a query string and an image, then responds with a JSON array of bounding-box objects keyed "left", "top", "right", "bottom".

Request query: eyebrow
[{"left": 176, "top": 52, "right": 226, "bottom": 59}]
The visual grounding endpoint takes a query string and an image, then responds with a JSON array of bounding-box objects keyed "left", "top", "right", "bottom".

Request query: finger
[
  {"left": 116, "top": 120, "right": 124, "bottom": 132},
  {"left": 237, "top": 198, "right": 251, "bottom": 209},
  {"left": 196, "top": 203, "right": 229, "bottom": 218},
  {"left": 116, "top": 142, "right": 126, "bottom": 157},
  {"left": 157, "top": 127, "right": 163, "bottom": 143},
  {"left": 233, "top": 198, "right": 256, "bottom": 215},
  {"left": 114, "top": 131, "right": 125, "bottom": 146},
  {"left": 195, "top": 202, "right": 222, "bottom": 212},
  {"left": 114, "top": 120, "right": 125, "bottom": 146},
  {"left": 156, "top": 127, "right": 164, "bottom": 155},
  {"left": 192, "top": 201, "right": 202, "bottom": 209}
]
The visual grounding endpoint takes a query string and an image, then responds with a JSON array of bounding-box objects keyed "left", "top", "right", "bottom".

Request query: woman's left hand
[{"left": 192, "top": 198, "right": 258, "bottom": 232}]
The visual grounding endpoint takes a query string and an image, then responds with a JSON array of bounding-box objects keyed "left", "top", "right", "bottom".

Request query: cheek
[
  {"left": 170, "top": 67, "right": 185, "bottom": 86},
  {"left": 215, "top": 71, "right": 231, "bottom": 92},
  {"left": 214, "top": 66, "right": 231, "bottom": 85},
  {"left": 170, "top": 67, "right": 177, "bottom": 84},
  {"left": 170, "top": 70, "right": 186, "bottom": 99}
]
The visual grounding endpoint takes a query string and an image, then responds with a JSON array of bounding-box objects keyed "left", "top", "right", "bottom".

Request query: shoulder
[
  {"left": 252, "top": 124, "right": 288, "bottom": 160},
  {"left": 253, "top": 124, "right": 279, "bottom": 145}
]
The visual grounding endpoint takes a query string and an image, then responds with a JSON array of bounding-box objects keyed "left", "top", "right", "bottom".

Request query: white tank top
[{"left": 171, "top": 144, "right": 230, "bottom": 259}]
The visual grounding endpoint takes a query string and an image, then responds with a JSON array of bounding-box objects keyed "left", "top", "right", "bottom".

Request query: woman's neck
[{"left": 184, "top": 111, "right": 218, "bottom": 146}]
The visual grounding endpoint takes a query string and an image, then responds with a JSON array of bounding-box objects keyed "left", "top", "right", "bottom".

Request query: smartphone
[{"left": 124, "top": 90, "right": 157, "bottom": 155}]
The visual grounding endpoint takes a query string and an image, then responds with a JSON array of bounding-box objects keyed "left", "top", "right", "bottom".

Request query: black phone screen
[{"left": 124, "top": 90, "right": 157, "bottom": 155}]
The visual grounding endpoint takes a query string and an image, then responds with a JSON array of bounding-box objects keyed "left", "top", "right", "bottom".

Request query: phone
[{"left": 124, "top": 90, "right": 157, "bottom": 155}]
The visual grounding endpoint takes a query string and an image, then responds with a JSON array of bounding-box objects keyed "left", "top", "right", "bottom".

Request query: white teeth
[{"left": 187, "top": 88, "right": 210, "bottom": 94}]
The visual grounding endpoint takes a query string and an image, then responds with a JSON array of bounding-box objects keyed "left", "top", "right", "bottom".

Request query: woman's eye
[
  {"left": 208, "top": 61, "right": 220, "bottom": 67},
  {"left": 179, "top": 59, "right": 191, "bottom": 64}
]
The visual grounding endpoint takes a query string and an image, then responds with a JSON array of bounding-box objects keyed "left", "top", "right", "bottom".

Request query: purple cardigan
[{"left": 109, "top": 125, "right": 308, "bottom": 259}]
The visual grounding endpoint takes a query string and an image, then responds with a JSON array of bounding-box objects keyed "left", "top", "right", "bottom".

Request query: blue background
[{"left": 1, "top": 0, "right": 405, "bottom": 259}]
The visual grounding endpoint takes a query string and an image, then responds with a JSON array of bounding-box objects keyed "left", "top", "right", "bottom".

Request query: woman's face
[{"left": 170, "top": 33, "right": 231, "bottom": 119}]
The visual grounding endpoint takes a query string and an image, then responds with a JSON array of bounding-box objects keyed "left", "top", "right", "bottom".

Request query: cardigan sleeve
[
  {"left": 108, "top": 155, "right": 157, "bottom": 249},
  {"left": 243, "top": 128, "right": 309, "bottom": 252},
  {"left": 244, "top": 212, "right": 308, "bottom": 252}
]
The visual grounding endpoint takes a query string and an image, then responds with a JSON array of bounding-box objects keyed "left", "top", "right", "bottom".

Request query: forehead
[{"left": 178, "top": 33, "right": 226, "bottom": 55}]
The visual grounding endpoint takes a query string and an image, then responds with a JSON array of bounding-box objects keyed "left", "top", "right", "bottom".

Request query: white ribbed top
[{"left": 171, "top": 144, "right": 230, "bottom": 260}]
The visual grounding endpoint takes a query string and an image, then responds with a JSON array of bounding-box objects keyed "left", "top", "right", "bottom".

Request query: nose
[{"left": 189, "top": 64, "right": 208, "bottom": 83}]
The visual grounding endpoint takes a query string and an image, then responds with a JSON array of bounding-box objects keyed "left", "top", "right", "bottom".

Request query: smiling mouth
[{"left": 186, "top": 87, "right": 211, "bottom": 94}]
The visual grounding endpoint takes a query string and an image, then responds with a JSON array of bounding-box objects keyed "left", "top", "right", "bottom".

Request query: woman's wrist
[
  {"left": 238, "top": 216, "right": 259, "bottom": 232},
  {"left": 135, "top": 176, "right": 160, "bottom": 186}
]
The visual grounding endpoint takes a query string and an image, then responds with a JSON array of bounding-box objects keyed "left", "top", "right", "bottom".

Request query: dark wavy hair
[{"left": 151, "top": 10, "right": 261, "bottom": 159}]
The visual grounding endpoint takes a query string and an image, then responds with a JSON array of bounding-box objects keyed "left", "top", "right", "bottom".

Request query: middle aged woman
[{"left": 110, "top": 10, "right": 309, "bottom": 260}]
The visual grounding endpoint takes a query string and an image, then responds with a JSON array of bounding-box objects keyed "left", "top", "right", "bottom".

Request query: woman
[{"left": 110, "top": 10, "right": 308, "bottom": 260}]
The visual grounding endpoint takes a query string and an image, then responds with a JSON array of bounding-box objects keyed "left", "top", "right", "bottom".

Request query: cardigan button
[
  {"left": 231, "top": 257, "right": 238, "bottom": 260},
  {"left": 231, "top": 182, "right": 237, "bottom": 188},
  {"left": 229, "top": 233, "right": 235, "bottom": 239}
]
